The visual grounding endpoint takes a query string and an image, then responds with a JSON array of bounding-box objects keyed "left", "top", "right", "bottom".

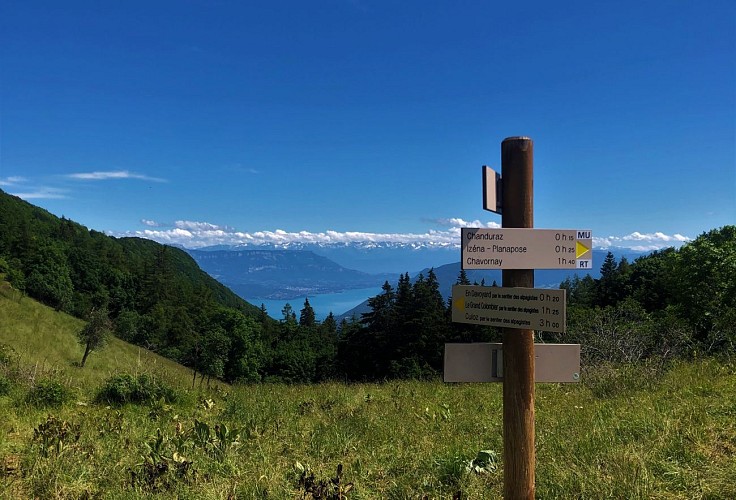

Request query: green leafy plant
[
  {"left": 213, "top": 423, "right": 241, "bottom": 460},
  {"left": 295, "top": 462, "right": 354, "bottom": 499},
  {"left": 189, "top": 419, "right": 241, "bottom": 461},
  {"left": 32, "top": 415, "right": 81, "bottom": 458},
  {"left": 130, "top": 428, "right": 195, "bottom": 492},
  {"left": 148, "top": 396, "right": 175, "bottom": 420},
  {"left": 191, "top": 419, "right": 211, "bottom": 450},
  {"left": 98, "top": 410, "right": 125, "bottom": 437},
  {"left": 420, "top": 403, "right": 452, "bottom": 425},
  {"left": 435, "top": 454, "right": 468, "bottom": 488}
]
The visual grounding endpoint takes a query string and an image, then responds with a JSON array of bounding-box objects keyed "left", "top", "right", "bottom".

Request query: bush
[
  {"left": 26, "top": 379, "right": 74, "bottom": 408},
  {"left": 95, "top": 373, "right": 178, "bottom": 405},
  {"left": 0, "top": 343, "right": 15, "bottom": 366},
  {"left": 0, "top": 374, "right": 12, "bottom": 396}
]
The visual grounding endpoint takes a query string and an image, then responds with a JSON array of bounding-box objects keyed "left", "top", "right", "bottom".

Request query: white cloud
[
  {"left": 122, "top": 222, "right": 466, "bottom": 249},
  {"left": 10, "top": 187, "right": 68, "bottom": 200},
  {"left": 594, "top": 232, "right": 691, "bottom": 251},
  {"left": 117, "top": 216, "right": 693, "bottom": 253},
  {"left": 174, "top": 220, "right": 228, "bottom": 231},
  {"left": 66, "top": 170, "right": 166, "bottom": 182}
]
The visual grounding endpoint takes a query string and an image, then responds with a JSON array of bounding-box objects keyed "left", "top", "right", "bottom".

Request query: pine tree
[
  {"left": 299, "top": 297, "right": 317, "bottom": 327},
  {"left": 361, "top": 281, "right": 395, "bottom": 329},
  {"left": 596, "top": 251, "right": 622, "bottom": 307},
  {"left": 321, "top": 312, "right": 338, "bottom": 335},
  {"left": 456, "top": 269, "right": 470, "bottom": 285},
  {"left": 281, "top": 303, "right": 297, "bottom": 325}
]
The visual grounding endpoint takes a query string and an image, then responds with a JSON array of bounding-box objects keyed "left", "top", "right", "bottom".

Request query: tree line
[
  {"left": 551, "top": 226, "right": 735, "bottom": 363},
  {"left": 257, "top": 221, "right": 735, "bottom": 382},
  {"left": 1, "top": 190, "right": 733, "bottom": 384}
]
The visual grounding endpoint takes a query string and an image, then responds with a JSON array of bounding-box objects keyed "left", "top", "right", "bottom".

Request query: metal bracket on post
[
  {"left": 444, "top": 343, "right": 581, "bottom": 383},
  {"left": 492, "top": 347, "right": 503, "bottom": 378}
]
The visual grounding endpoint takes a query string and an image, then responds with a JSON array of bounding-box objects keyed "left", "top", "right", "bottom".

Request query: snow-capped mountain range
[{"left": 186, "top": 242, "right": 645, "bottom": 306}]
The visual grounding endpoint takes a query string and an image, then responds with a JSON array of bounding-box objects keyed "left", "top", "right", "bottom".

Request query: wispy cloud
[
  {"left": 118, "top": 217, "right": 690, "bottom": 252},
  {"left": 10, "top": 187, "right": 68, "bottom": 200},
  {"left": 141, "top": 219, "right": 168, "bottom": 228},
  {"left": 175, "top": 220, "right": 231, "bottom": 231},
  {"left": 66, "top": 170, "right": 166, "bottom": 182},
  {"left": 222, "top": 163, "right": 259, "bottom": 175},
  {"left": 0, "top": 176, "right": 28, "bottom": 186}
]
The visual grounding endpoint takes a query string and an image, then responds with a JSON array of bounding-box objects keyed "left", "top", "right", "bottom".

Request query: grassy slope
[
  {"left": 0, "top": 281, "right": 198, "bottom": 390},
  {"left": 1, "top": 282, "right": 734, "bottom": 498}
]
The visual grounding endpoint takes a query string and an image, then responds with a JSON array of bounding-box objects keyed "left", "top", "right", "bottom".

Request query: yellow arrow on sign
[
  {"left": 576, "top": 240, "right": 590, "bottom": 259},
  {"left": 453, "top": 297, "right": 465, "bottom": 311}
]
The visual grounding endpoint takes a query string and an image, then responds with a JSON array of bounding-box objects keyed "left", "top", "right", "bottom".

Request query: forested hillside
[
  {"left": 550, "top": 226, "right": 735, "bottom": 362},
  {"left": 0, "top": 190, "right": 265, "bottom": 382},
  {"left": 1, "top": 190, "right": 733, "bottom": 384}
]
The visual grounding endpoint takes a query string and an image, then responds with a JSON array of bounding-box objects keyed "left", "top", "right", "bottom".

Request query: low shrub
[
  {"left": 0, "top": 374, "right": 12, "bottom": 396},
  {"left": 26, "top": 379, "right": 74, "bottom": 408},
  {"left": 0, "top": 342, "right": 16, "bottom": 367},
  {"left": 96, "top": 373, "right": 178, "bottom": 405}
]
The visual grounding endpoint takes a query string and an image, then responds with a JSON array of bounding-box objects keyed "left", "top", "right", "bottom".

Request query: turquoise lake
[{"left": 245, "top": 286, "right": 382, "bottom": 320}]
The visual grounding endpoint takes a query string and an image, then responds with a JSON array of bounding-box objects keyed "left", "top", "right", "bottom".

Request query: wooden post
[{"left": 501, "top": 137, "right": 535, "bottom": 499}]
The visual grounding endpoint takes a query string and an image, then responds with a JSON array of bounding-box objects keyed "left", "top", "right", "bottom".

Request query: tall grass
[
  {"left": 1, "top": 359, "right": 733, "bottom": 498},
  {"left": 1, "top": 284, "right": 734, "bottom": 498}
]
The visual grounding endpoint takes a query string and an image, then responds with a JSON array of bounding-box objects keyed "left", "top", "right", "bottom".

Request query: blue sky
[{"left": 1, "top": 1, "right": 734, "bottom": 252}]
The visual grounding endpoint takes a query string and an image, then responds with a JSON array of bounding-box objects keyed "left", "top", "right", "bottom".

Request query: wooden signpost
[{"left": 444, "top": 137, "right": 591, "bottom": 499}]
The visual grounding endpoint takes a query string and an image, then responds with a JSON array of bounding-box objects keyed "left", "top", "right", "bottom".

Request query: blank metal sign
[{"left": 444, "top": 343, "right": 581, "bottom": 383}]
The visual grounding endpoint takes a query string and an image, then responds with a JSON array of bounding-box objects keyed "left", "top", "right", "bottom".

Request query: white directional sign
[
  {"left": 461, "top": 228, "right": 593, "bottom": 270},
  {"left": 444, "top": 343, "right": 581, "bottom": 383},
  {"left": 451, "top": 285, "right": 566, "bottom": 333}
]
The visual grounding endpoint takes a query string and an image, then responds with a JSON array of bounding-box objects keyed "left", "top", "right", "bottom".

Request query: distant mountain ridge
[
  {"left": 186, "top": 242, "right": 646, "bottom": 317},
  {"left": 194, "top": 242, "right": 458, "bottom": 274},
  {"left": 187, "top": 248, "right": 397, "bottom": 299},
  {"left": 191, "top": 241, "right": 645, "bottom": 276}
]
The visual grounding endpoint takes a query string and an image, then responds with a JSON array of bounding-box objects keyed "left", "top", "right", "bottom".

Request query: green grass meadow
[{"left": 1, "top": 284, "right": 735, "bottom": 498}]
